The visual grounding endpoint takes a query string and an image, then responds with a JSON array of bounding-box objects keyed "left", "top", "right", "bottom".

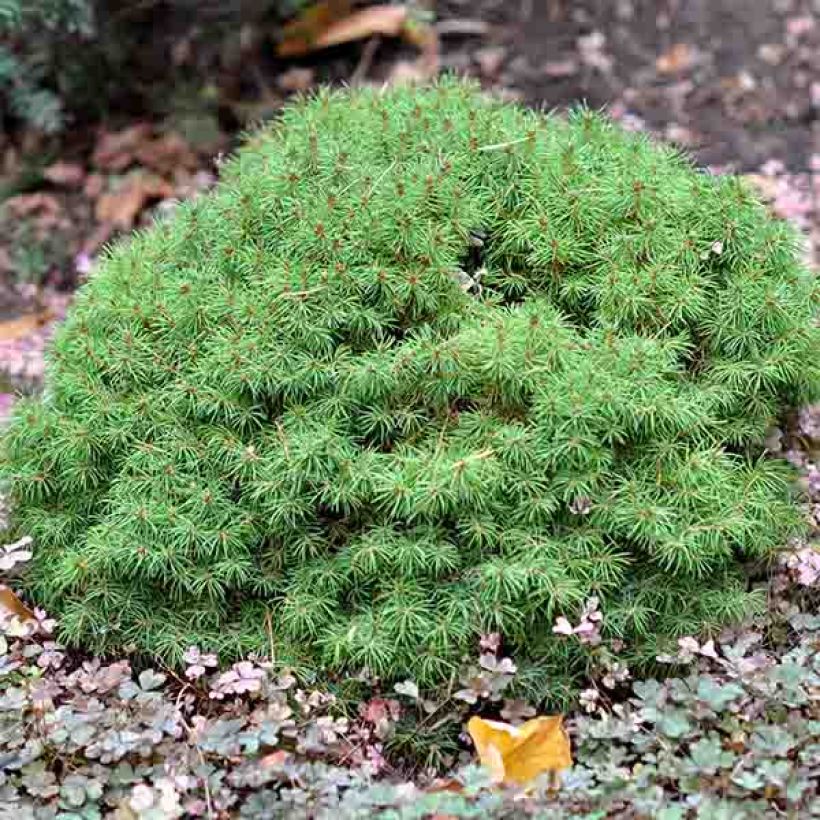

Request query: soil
[{"left": 434, "top": 0, "right": 820, "bottom": 172}]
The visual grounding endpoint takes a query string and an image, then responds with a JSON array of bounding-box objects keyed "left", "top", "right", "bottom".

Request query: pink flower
[{"left": 74, "top": 252, "right": 94, "bottom": 276}]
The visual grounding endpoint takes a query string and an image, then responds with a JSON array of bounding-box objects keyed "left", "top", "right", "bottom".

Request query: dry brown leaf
[
  {"left": 260, "top": 750, "right": 291, "bottom": 767},
  {"left": 312, "top": 4, "right": 410, "bottom": 49},
  {"left": 84, "top": 172, "right": 105, "bottom": 199},
  {"left": 426, "top": 778, "right": 464, "bottom": 794},
  {"left": 81, "top": 223, "right": 114, "bottom": 256},
  {"left": 96, "top": 186, "right": 147, "bottom": 230},
  {"left": 656, "top": 43, "right": 696, "bottom": 74},
  {"left": 92, "top": 123, "right": 153, "bottom": 172},
  {"left": 4, "top": 192, "right": 61, "bottom": 219},
  {"left": 277, "top": 0, "right": 353, "bottom": 57},
  {"left": 43, "top": 161, "right": 85, "bottom": 187},
  {"left": 278, "top": 2, "right": 436, "bottom": 58},
  {"left": 95, "top": 172, "right": 174, "bottom": 230},
  {"left": 0, "top": 586, "right": 35, "bottom": 622},
  {"left": 135, "top": 132, "right": 198, "bottom": 177},
  {"left": 0, "top": 311, "right": 55, "bottom": 342}
]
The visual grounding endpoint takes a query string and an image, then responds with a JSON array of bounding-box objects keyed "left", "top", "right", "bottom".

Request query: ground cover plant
[
  {"left": 1, "top": 547, "right": 820, "bottom": 818},
  {"left": 2, "top": 78, "right": 819, "bottom": 701}
]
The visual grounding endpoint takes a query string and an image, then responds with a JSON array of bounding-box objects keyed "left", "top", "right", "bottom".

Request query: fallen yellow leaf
[
  {"left": 0, "top": 586, "right": 35, "bottom": 622},
  {"left": 467, "top": 715, "right": 572, "bottom": 786}
]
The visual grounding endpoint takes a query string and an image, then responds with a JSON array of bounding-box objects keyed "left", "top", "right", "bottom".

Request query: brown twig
[{"left": 351, "top": 36, "right": 382, "bottom": 85}]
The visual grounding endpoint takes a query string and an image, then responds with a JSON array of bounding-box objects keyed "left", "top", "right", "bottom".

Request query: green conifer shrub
[{"left": 3, "top": 79, "right": 819, "bottom": 696}]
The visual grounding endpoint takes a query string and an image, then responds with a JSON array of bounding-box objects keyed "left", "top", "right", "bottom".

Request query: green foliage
[
  {"left": 0, "top": 0, "right": 302, "bottom": 136},
  {"left": 2, "top": 79, "right": 819, "bottom": 695},
  {"left": 0, "top": 0, "right": 94, "bottom": 133}
]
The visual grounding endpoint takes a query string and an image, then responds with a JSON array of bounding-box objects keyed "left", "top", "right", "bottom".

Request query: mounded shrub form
[{"left": 3, "top": 79, "right": 819, "bottom": 696}]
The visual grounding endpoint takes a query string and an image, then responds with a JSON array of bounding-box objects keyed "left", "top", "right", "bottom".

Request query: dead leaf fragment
[
  {"left": 279, "top": 2, "right": 432, "bottom": 55},
  {"left": 314, "top": 4, "right": 408, "bottom": 49},
  {"left": 92, "top": 123, "right": 153, "bottom": 172},
  {"left": 656, "top": 43, "right": 696, "bottom": 74},
  {"left": 43, "top": 161, "right": 85, "bottom": 187},
  {"left": 135, "top": 132, "right": 198, "bottom": 177},
  {"left": 260, "top": 750, "right": 291, "bottom": 767},
  {"left": 4, "top": 192, "right": 61, "bottom": 220},
  {"left": 278, "top": 2, "right": 438, "bottom": 81},
  {"left": 84, "top": 172, "right": 105, "bottom": 199},
  {"left": 0, "top": 586, "right": 35, "bottom": 623},
  {"left": 0, "top": 311, "right": 55, "bottom": 342},
  {"left": 95, "top": 172, "right": 174, "bottom": 230},
  {"left": 426, "top": 778, "right": 464, "bottom": 794},
  {"left": 277, "top": 0, "right": 353, "bottom": 57},
  {"left": 467, "top": 715, "right": 572, "bottom": 786},
  {"left": 81, "top": 223, "right": 114, "bottom": 257}
]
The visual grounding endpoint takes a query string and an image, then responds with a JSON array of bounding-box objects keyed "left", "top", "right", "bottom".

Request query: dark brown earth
[{"left": 433, "top": 0, "right": 819, "bottom": 171}]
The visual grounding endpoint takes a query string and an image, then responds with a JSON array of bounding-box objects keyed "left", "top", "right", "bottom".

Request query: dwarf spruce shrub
[{"left": 3, "top": 79, "right": 819, "bottom": 695}]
